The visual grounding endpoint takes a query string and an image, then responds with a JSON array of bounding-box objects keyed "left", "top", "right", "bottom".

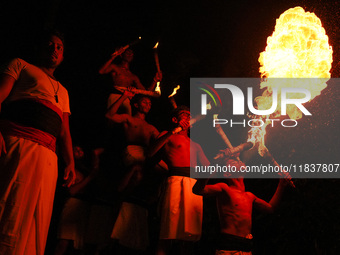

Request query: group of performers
[{"left": 0, "top": 29, "right": 287, "bottom": 255}]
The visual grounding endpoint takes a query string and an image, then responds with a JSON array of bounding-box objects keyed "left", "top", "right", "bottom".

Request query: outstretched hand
[
  {"left": 219, "top": 148, "right": 240, "bottom": 159},
  {"left": 178, "top": 119, "right": 190, "bottom": 131},
  {"left": 154, "top": 71, "right": 163, "bottom": 82},
  {"left": 124, "top": 86, "right": 136, "bottom": 99}
]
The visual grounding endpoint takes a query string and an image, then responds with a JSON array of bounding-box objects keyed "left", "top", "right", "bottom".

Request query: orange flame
[
  {"left": 248, "top": 7, "right": 333, "bottom": 153},
  {"left": 155, "top": 81, "right": 161, "bottom": 94},
  {"left": 153, "top": 42, "right": 159, "bottom": 49},
  {"left": 168, "top": 85, "right": 181, "bottom": 98},
  {"left": 247, "top": 118, "right": 271, "bottom": 156}
]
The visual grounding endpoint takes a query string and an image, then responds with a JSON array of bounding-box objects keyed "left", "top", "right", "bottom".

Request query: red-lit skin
[
  {"left": 39, "top": 35, "right": 64, "bottom": 71},
  {"left": 149, "top": 109, "right": 210, "bottom": 255},
  {"left": 67, "top": 145, "right": 99, "bottom": 196},
  {"left": 105, "top": 90, "right": 159, "bottom": 147},
  {"left": 0, "top": 34, "right": 76, "bottom": 187},
  {"left": 193, "top": 156, "right": 287, "bottom": 237},
  {"left": 99, "top": 47, "right": 162, "bottom": 91},
  {"left": 105, "top": 90, "right": 160, "bottom": 194},
  {"left": 148, "top": 110, "right": 210, "bottom": 169}
]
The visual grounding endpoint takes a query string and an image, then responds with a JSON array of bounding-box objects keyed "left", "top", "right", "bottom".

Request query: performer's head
[
  {"left": 122, "top": 48, "right": 134, "bottom": 63},
  {"left": 73, "top": 145, "right": 84, "bottom": 160},
  {"left": 133, "top": 95, "right": 152, "bottom": 114},
  {"left": 171, "top": 105, "right": 191, "bottom": 129},
  {"left": 216, "top": 156, "right": 247, "bottom": 181},
  {"left": 37, "top": 29, "right": 65, "bottom": 68}
]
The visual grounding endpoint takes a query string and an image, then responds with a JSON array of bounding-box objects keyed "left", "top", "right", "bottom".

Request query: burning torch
[
  {"left": 168, "top": 85, "right": 181, "bottom": 109},
  {"left": 153, "top": 42, "right": 161, "bottom": 74},
  {"left": 214, "top": 142, "right": 254, "bottom": 160},
  {"left": 152, "top": 42, "right": 163, "bottom": 95},
  {"left": 172, "top": 114, "right": 206, "bottom": 134},
  {"left": 262, "top": 147, "right": 295, "bottom": 187},
  {"left": 114, "top": 86, "right": 161, "bottom": 97},
  {"left": 171, "top": 102, "right": 211, "bottom": 133},
  {"left": 111, "top": 36, "right": 142, "bottom": 57},
  {"left": 213, "top": 114, "right": 242, "bottom": 161}
]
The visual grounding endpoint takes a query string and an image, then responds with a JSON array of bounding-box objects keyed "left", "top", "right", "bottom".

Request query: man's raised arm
[
  {"left": 105, "top": 89, "right": 134, "bottom": 123},
  {"left": 253, "top": 178, "right": 287, "bottom": 214}
]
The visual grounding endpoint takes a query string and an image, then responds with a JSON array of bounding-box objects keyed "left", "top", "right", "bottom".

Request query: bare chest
[
  {"left": 112, "top": 67, "right": 135, "bottom": 86},
  {"left": 219, "top": 190, "right": 254, "bottom": 214},
  {"left": 124, "top": 119, "right": 154, "bottom": 145}
]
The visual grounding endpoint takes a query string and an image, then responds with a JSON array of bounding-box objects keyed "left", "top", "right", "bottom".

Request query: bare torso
[
  {"left": 111, "top": 65, "right": 140, "bottom": 88},
  {"left": 162, "top": 132, "right": 205, "bottom": 168},
  {"left": 217, "top": 186, "right": 255, "bottom": 237},
  {"left": 124, "top": 116, "right": 158, "bottom": 146}
]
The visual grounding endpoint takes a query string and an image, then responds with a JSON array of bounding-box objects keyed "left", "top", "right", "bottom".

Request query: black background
[{"left": 1, "top": 0, "right": 339, "bottom": 254}]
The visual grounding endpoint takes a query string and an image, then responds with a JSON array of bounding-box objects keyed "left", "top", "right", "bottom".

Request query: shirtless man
[
  {"left": 148, "top": 106, "right": 210, "bottom": 255},
  {"left": 105, "top": 88, "right": 159, "bottom": 186},
  {"left": 104, "top": 89, "right": 162, "bottom": 252},
  {"left": 99, "top": 47, "right": 162, "bottom": 115},
  {"left": 193, "top": 155, "right": 287, "bottom": 255}
]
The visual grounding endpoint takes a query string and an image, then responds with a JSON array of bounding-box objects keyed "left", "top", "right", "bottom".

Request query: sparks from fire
[{"left": 247, "top": 6, "right": 333, "bottom": 156}]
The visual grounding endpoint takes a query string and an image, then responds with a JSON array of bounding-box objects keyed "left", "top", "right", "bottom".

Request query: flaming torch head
[
  {"left": 155, "top": 81, "right": 161, "bottom": 95},
  {"left": 248, "top": 6, "right": 333, "bottom": 154},
  {"left": 168, "top": 85, "right": 181, "bottom": 98},
  {"left": 129, "top": 36, "right": 142, "bottom": 47},
  {"left": 168, "top": 85, "right": 180, "bottom": 109},
  {"left": 153, "top": 41, "right": 161, "bottom": 73},
  {"left": 258, "top": 6, "right": 333, "bottom": 120}
]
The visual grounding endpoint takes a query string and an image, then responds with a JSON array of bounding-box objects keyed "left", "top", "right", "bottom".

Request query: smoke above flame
[{"left": 248, "top": 6, "right": 333, "bottom": 155}]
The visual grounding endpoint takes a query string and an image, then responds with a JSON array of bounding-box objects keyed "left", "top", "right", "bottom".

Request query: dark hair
[
  {"left": 37, "top": 29, "right": 65, "bottom": 48},
  {"left": 171, "top": 105, "right": 190, "bottom": 118},
  {"left": 131, "top": 95, "right": 151, "bottom": 107}
]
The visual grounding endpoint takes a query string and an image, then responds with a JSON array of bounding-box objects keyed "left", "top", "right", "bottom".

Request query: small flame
[
  {"left": 153, "top": 42, "right": 159, "bottom": 49},
  {"left": 139, "top": 36, "right": 142, "bottom": 40},
  {"left": 155, "top": 81, "right": 161, "bottom": 94},
  {"left": 247, "top": 118, "right": 270, "bottom": 156},
  {"left": 168, "top": 85, "right": 181, "bottom": 98}
]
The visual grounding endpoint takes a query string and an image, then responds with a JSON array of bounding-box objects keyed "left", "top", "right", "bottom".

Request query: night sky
[
  {"left": 1, "top": 0, "right": 340, "bottom": 254},
  {"left": 1, "top": 0, "right": 339, "bottom": 145}
]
